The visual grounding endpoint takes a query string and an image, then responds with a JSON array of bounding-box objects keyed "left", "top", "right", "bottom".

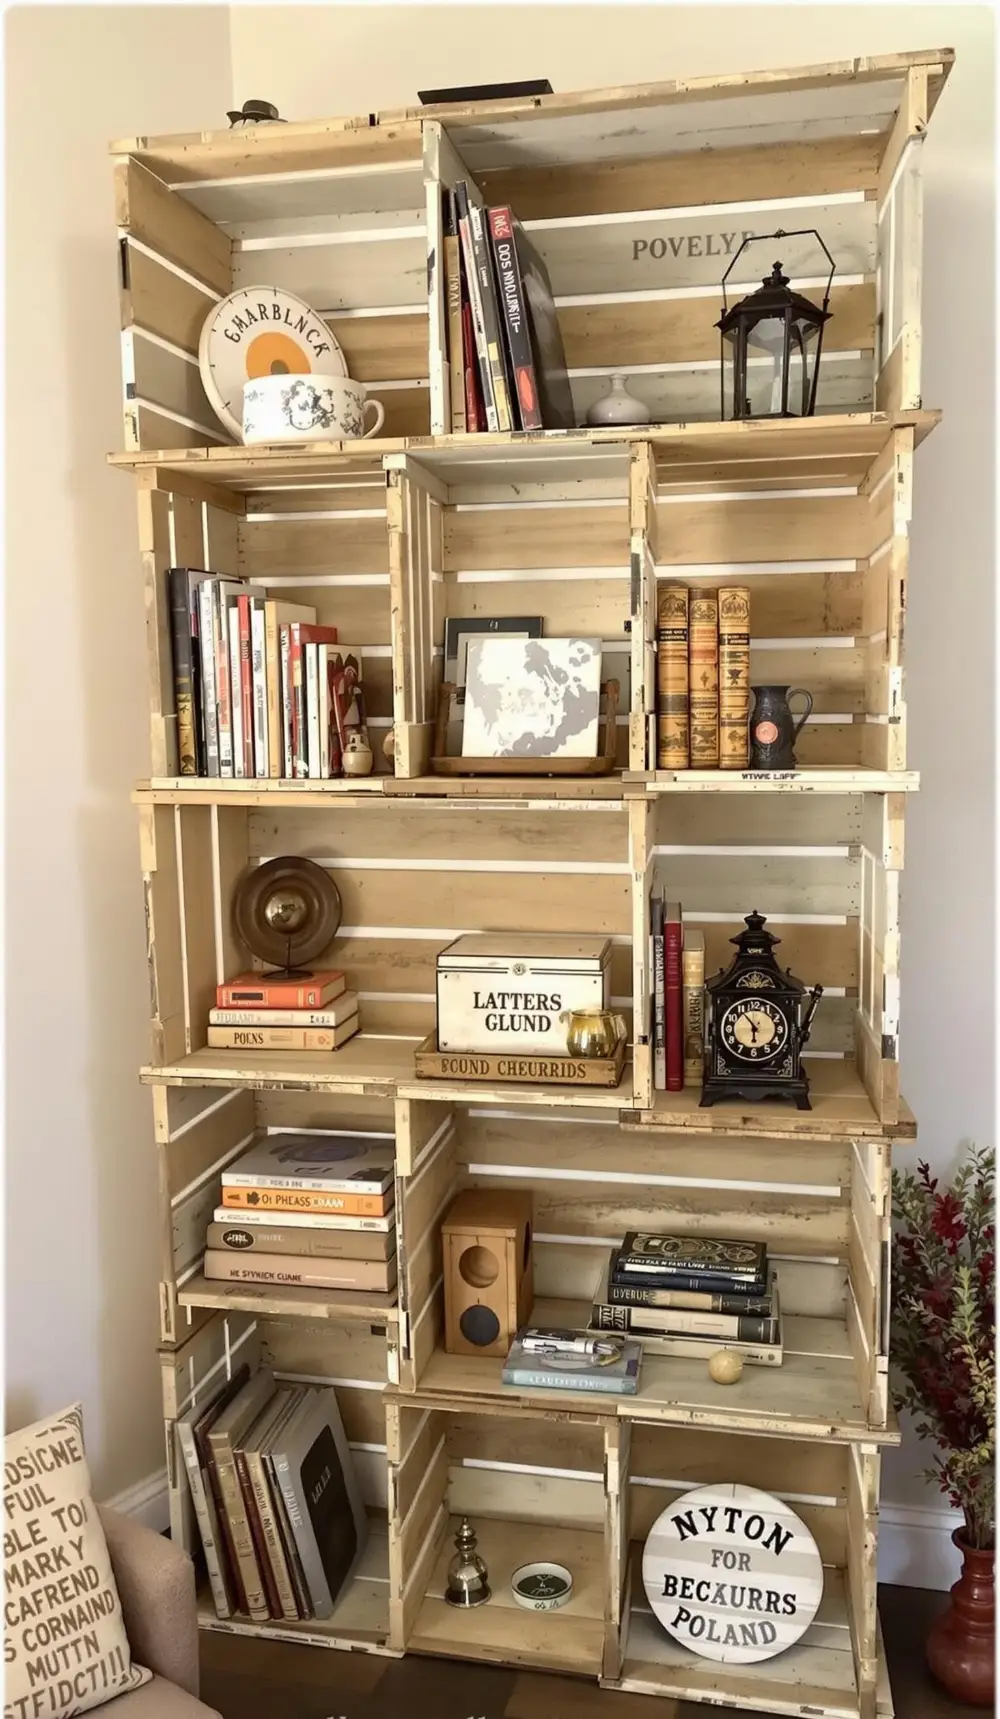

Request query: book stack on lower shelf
[
  {"left": 208, "top": 969, "right": 360, "bottom": 1055},
  {"left": 205, "top": 1132, "right": 397, "bottom": 1296},
  {"left": 176, "top": 1363, "right": 367, "bottom": 1623},
  {"left": 589, "top": 1232, "right": 783, "bottom": 1367}
]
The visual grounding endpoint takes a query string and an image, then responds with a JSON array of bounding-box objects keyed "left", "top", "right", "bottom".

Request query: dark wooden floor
[{"left": 200, "top": 1584, "right": 967, "bottom": 1718}]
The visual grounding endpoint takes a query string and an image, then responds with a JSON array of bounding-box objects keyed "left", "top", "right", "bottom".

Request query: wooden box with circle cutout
[{"left": 442, "top": 1189, "right": 534, "bottom": 1358}]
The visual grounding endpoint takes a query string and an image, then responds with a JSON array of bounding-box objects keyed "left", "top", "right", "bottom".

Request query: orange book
[
  {"left": 216, "top": 971, "right": 345, "bottom": 1009},
  {"left": 221, "top": 1186, "right": 392, "bottom": 1217}
]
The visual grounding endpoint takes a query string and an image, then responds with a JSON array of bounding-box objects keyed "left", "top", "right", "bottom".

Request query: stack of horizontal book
[
  {"left": 176, "top": 1363, "right": 368, "bottom": 1622},
  {"left": 589, "top": 1231, "right": 782, "bottom": 1367},
  {"left": 208, "top": 968, "right": 359, "bottom": 1055},
  {"left": 205, "top": 1133, "right": 396, "bottom": 1296},
  {"left": 168, "top": 567, "right": 366, "bottom": 780}
]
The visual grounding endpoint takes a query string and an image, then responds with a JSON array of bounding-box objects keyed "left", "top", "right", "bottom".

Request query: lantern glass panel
[{"left": 745, "top": 313, "right": 790, "bottom": 417}]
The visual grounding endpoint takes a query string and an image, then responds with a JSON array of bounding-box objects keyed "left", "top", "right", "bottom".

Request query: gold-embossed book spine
[
  {"left": 688, "top": 589, "right": 720, "bottom": 768},
  {"left": 656, "top": 584, "right": 689, "bottom": 768},
  {"left": 718, "top": 585, "right": 751, "bottom": 769}
]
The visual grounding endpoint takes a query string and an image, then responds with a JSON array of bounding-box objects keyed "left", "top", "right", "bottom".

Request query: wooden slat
[
  {"left": 659, "top": 570, "right": 862, "bottom": 638},
  {"left": 139, "top": 803, "right": 186, "bottom": 1065},
  {"left": 240, "top": 514, "right": 389, "bottom": 578},
  {"left": 479, "top": 136, "right": 881, "bottom": 220},
  {"left": 115, "top": 157, "right": 231, "bottom": 293},
  {"left": 249, "top": 803, "right": 628, "bottom": 864},
  {"left": 445, "top": 503, "right": 628, "bottom": 571},
  {"left": 137, "top": 486, "right": 175, "bottom": 775},
  {"left": 325, "top": 310, "right": 429, "bottom": 382},
  {"left": 121, "top": 241, "right": 218, "bottom": 354}
]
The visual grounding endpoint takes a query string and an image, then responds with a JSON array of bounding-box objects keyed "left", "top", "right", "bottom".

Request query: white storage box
[{"left": 436, "top": 933, "right": 613, "bottom": 1054}]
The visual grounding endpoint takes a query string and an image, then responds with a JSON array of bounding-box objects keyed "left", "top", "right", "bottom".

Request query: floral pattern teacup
[{"left": 243, "top": 373, "right": 385, "bottom": 444}]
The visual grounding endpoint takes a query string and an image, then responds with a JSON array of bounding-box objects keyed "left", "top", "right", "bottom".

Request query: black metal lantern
[{"left": 717, "top": 230, "right": 835, "bottom": 421}]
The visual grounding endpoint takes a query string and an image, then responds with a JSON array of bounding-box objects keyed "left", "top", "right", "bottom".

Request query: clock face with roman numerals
[{"left": 720, "top": 997, "right": 789, "bottom": 1063}]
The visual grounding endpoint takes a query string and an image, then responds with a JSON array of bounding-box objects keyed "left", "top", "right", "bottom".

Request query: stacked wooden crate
[{"left": 115, "top": 48, "right": 951, "bottom": 1717}]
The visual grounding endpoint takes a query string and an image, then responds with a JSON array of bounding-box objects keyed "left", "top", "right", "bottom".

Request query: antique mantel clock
[{"left": 700, "top": 911, "right": 822, "bottom": 1110}]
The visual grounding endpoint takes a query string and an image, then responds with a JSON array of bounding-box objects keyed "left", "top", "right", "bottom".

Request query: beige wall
[
  {"left": 230, "top": 6, "right": 995, "bottom": 1537},
  {"left": 4, "top": 6, "right": 231, "bottom": 1501}
]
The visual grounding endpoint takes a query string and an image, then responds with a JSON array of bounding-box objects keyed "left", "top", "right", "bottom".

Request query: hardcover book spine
[
  {"left": 689, "top": 588, "right": 720, "bottom": 767},
  {"left": 208, "top": 1221, "right": 391, "bottom": 1259},
  {"left": 215, "top": 585, "right": 234, "bottom": 778},
  {"left": 279, "top": 626, "right": 293, "bottom": 778},
  {"left": 204, "top": 1250, "right": 394, "bottom": 1292},
  {"left": 245, "top": 1447, "right": 298, "bottom": 1620},
  {"left": 211, "top": 1439, "right": 269, "bottom": 1621},
  {"left": 238, "top": 594, "right": 255, "bottom": 777},
  {"left": 197, "top": 580, "right": 219, "bottom": 777},
  {"left": 214, "top": 1205, "right": 392, "bottom": 1233},
  {"left": 606, "top": 1280, "right": 774, "bottom": 1315},
  {"left": 664, "top": 901, "right": 684, "bottom": 1092},
  {"left": 209, "top": 1003, "right": 350, "bottom": 1028},
  {"left": 188, "top": 576, "right": 206, "bottom": 775},
  {"left": 168, "top": 568, "right": 198, "bottom": 776},
  {"left": 591, "top": 1301, "right": 778, "bottom": 1343},
  {"left": 500, "top": 1367, "right": 637, "bottom": 1396},
  {"left": 460, "top": 296, "right": 483, "bottom": 432},
  {"left": 221, "top": 1187, "right": 391, "bottom": 1217},
  {"left": 468, "top": 200, "right": 512, "bottom": 431},
  {"left": 220, "top": 1153, "right": 387, "bottom": 1195},
  {"left": 228, "top": 602, "right": 245, "bottom": 779},
  {"left": 455, "top": 183, "right": 498, "bottom": 431},
  {"left": 207, "top": 1019, "right": 357, "bottom": 1051},
  {"left": 305, "top": 644, "right": 320, "bottom": 779},
  {"left": 317, "top": 645, "right": 331, "bottom": 779},
  {"left": 444, "top": 191, "right": 466, "bottom": 436},
  {"left": 251, "top": 600, "right": 268, "bottom": 778},
  {"left": 290, "top": 625, "right": 307, "bottom": 778},
  {"left": 487, "top": 206, "right": 542, "bottom": 430},
  {"left": 216, "top": 975, "right": 344, "bottom": 1008},
  {"left": 266, "top": 1452, "right": 312, "bottom": 1618},
  {"left": 718, "top": 585, "right": 751, "bottom": 768},
  {"left": 175, "top": 1420, "right": 233, "bottom": 1617},
  {"left": 651, "top": 891, "right": 666, "bottom": 1091},
  {"left": 272, "top": 1450, "right": 334, "bottom": 1619},
  {"left": 682, "top": 929, "right": 706, "bottom": 1087},
  {"left": 265, "top": 606, "right": 282, "bottom": 777},
  {"left": 657, "top": 584, "right": 689, "bottom": 768},
  {"left": 599, "top": 1326, "right": 782, "bottom": 1366},
  {"left": 612, "top": 1266, "right": 766, "bottom": 1295},
  {"left": 234, "top": 1448, "right": 283, "bottom": 1619}
]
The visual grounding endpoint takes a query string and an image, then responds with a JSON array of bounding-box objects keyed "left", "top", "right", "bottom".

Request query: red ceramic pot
[{"left": 926, "top": 1529, "right": 995, "bottom": 1706}]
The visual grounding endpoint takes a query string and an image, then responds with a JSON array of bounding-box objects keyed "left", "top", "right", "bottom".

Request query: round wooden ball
[{"left": 708, "top": 1349, "right": 744, "bottom": 1385}]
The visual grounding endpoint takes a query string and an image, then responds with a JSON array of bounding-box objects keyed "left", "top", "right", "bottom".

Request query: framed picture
[
  {"left": 444, "top": 616, "right": 543, "bottom": 703},
  {"left": 462, "top": 637, "right": 603, "bottom": 758}
]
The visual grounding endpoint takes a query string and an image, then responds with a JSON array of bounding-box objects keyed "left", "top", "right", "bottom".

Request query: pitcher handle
[
  {"left": 362, "top": 398, "right": 385, "bottom": 439},
  {"left": 788, "top": 688, "right": 813, "bottom": 738}
]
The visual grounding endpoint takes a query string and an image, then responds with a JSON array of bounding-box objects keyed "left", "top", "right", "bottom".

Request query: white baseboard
[
  {"left": 105, "top": 1467, "right": 170, "bottom": 1534},
  {"left": 878, "top": 1501, "right": 963, "bottom": 1591}
]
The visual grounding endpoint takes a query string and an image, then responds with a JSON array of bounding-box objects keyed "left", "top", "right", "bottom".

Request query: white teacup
[{"left": 242, "top": 372, "right": 385, "bottom": 444}]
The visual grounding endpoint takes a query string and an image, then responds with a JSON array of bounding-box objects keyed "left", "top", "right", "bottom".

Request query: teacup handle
[
  {"left": 788, "top": 688, "right": 813, "bottom": 737},
  {"left": 362, "top": 398, "right": 385, "bottom": 439}
]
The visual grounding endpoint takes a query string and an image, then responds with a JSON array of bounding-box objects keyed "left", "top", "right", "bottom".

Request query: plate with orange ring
[{"left": 199, "top": 285, "right": 348, "bottom": 440}]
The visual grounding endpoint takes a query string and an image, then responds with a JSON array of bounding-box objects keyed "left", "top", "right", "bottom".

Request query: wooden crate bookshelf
[{"left": 114, "top": 48, "right": 953, "bottom": 1717}]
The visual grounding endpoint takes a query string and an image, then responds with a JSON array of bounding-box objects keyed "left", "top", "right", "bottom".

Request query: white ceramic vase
[{"left": 585, "top": 373, "right": 651, "bottom": 426}]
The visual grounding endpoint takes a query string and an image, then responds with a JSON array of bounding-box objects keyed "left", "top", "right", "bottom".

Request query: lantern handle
[{"left": 721, "top": 228, "right": 837, "bottom": 314}]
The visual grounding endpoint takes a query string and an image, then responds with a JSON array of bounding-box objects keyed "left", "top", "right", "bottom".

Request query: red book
[
  {"left": 217, "top": 970, "right": 346, "bottom": 1009},
  {"left": 664, "top": 902, "right": 684, "bottom": 1092},
  {"left": 238, "top": 594, "right": 254, "bottom": 777},
  {"left": 289, "top": 623, "right": 338, "bottom": 778}
]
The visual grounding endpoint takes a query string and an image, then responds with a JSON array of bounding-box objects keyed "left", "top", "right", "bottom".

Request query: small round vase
[
  {"left": 585, "top": 373, "right": 651, "bottom": 427},
  {"left": 925, "top": 1530, "right": 994, "bottom": 1707}
]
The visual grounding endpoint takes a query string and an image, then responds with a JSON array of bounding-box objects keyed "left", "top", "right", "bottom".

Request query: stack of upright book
[
  {"left": 656, "top": 583, "right": 751, "bottom": 770},
  {"left": 649, "top": 894, "right": 705, "bottom": 1092},
  {"left": 208, "top": 967, "right": 359, "bottom": 1055},
  {"left": 205, "top": 1132, "right": 397, "bottom": 1296},
  {"left": 589, "top": 1231, "right": 782, "bottom": 1367},
  {"left": 175, "top": 1364, "right": 368, "bottom": 1623}
]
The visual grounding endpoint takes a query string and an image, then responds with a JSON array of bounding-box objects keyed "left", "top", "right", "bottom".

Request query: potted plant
[{"left": 891, "top": 1143, "right": 995, "bottom": 1706}]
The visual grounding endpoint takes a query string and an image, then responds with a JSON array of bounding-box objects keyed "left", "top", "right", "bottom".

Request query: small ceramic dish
[{"left": 511, "top": 1562, "right": 574, "bottom": 1611}]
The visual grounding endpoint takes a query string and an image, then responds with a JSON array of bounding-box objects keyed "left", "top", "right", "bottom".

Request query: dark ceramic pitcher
[{"left": 749, "top": 685, "right": 813, "bottom": 769}]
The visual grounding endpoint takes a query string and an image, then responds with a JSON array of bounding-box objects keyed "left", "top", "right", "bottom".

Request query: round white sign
[
  {"left": 198, "top": 285, "right": 347, "bottom": 440},
  {"left": 642, "top": 1482, "right": 823, "bottom": 1664}
]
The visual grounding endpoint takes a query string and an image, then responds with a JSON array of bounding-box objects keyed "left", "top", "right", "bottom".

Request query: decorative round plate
[
  {"left": 198, "top": 285, "right": 347, "bottom": 440},
  {"left": 642, "top": 1482, "right": 824, "bottom": 1664},
  {"left": 511, "top": 1563, "right": 573, "bottom": 1611},
  {"left": 233, "top": 856, "right": 342, "bottom": 970}
]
